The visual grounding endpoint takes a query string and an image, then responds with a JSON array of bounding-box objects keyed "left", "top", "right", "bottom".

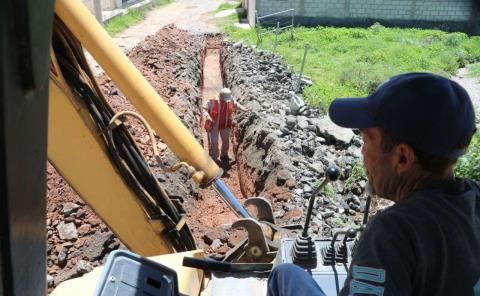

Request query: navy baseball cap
[{"left": 329, "top": 72, "right": 476, "bottom": 158}]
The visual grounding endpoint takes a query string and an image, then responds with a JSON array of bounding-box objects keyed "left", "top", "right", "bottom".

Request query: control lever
[
  {"left": 360, "top": 181, "right": 373, "bottom": 231},
  {"left": 336, "top": 228, "right": 357, "bottom": 264},
  {"left": 322, "top": 228, "right": 356, "bottom": 265},
  {"left": 292, "top": 166, "right": 340, "bottom": 267},
  {"left": 351, "top": 182, "right": 373, "bottom": 256}
]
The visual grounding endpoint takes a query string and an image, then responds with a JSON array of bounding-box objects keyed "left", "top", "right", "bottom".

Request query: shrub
[{"left": 455, "top": 132, "right": 480, "bottom": 180}]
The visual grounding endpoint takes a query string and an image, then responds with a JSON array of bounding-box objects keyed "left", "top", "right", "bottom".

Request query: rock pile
[
  {"left": 46, "top": 164, "right": 123, "bottom": 290},
  {"left": 222, "top": 41, "right": 384, "bottom": 236}
]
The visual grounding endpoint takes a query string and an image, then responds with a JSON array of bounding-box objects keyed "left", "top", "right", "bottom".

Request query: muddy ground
[{"left": 47, "top": 25, "right": 382, "bottom": 291}]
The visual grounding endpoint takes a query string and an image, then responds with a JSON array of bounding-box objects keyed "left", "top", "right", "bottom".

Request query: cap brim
[{"left": 328, "top": 97, "right": 377, "bottom": 128}]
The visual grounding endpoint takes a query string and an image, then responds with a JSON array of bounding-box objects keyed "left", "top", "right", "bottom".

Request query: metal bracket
[
  {"left": 244, "top": 197, "right": 275, "bottom": 224},
  {"left": 232, "top": 218, "right": 269, "bottom": 259}
]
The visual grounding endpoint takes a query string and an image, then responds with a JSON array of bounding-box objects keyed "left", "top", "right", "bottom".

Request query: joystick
[{"left": 291, "top": 166, "right": 340, "bottom": 267}]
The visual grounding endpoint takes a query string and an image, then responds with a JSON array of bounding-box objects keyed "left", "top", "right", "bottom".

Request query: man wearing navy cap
[{"left": 268, "top": 72, "right": 480, "bottom": 295}]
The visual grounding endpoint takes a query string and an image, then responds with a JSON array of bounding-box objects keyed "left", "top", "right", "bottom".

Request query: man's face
[{"left": 360, "top": 127, "right": 399, "bottom": 200}]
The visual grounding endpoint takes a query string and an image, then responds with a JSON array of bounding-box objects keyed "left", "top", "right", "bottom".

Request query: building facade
[{"left": 251, "top": 0, "right": 480, "bottom": 34}]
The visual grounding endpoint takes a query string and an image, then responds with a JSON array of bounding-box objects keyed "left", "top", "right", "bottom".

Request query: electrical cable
[{"left": 52, "top": 18, "right": 196, "bottom": 251}]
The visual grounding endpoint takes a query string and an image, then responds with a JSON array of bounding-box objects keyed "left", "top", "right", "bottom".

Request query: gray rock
[
  {"left": 297, "top": 116, "right": 309, "bottom": 130},
  {"left": 54, "top": 269, "right": 77, "bottom": 286},
  {"left": 83, "top": 231, "right": 114, "bottom": 261},
  {"left": 285, "top": 115, "right": 297, "bottom": 130},
  {"left": 211, "top": 239, "right": 222, "bottom": 249},
  {"left": 347, "top": 145, "right": 362, "bottom": 158},
  {"left": 75, "top": 208, "right": 86, "bottom": 218},
  {"left": 303, "top": 184, "right": 313, "bottom": 194},
  {"left": 349, "top": 202, "right": 361, "bottom": 212},
  {"left": 300, "top": 77, "right": 313, "bottom": 86},
  {"left": 274, "top": 209, "right": 285, "bottom": 219},
  {"left": 276, "top": 169, "right": 291, "bottom": 186},
  {"left": 351, "top": 184, "right": 363, "bottom": 196},
  {"left": 58, "top": 247, "right": 68, "bottom": 267},
  {"left": 316, "top": 116, "right": 354, "bottom": 145},
  {"left": 57, "top": 222, "right": 78, "bottom": 241},
  {"left": 47, "top": 274, "right": 54, "bottom": 288},
  {"left": 62, "top": 202, "right": 80, "bottom": 216},
  {"left": 76, "top": 260, "right": 94, "bottom": 275},
  {"left": 358, "top": 180, "right": 367, "bottom": 189},
  {"left": 322, "top": 211, "right": 335, "bottom": 219}
]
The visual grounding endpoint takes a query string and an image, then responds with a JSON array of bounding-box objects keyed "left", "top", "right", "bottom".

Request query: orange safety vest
[{"left": 206, "top": 100, "right": 234, "bottom": 130}]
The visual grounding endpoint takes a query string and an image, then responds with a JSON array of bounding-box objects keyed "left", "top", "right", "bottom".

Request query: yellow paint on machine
[
  {"left": 50, "top": 251, "right": 206, "bottom": 296},
  {"left": 48, "top": 52, "right": 174, "bottom": 256},
  {"left": 54, "top": 0, "right": 221, "bottom": 186}
]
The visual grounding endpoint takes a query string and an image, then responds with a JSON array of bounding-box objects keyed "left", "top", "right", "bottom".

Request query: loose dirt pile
[{"left": 47, "top": 24, "right": 206, "bottom": 291}]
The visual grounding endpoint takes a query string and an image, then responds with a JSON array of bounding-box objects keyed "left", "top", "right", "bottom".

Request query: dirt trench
[
  {"left": 183, "top": 36, "right": 249, "bottom": 254},
  {"left": 47, "top": 24, "right": 376, "bottom": 292},
  {"left": 46, "top": 26, "right": 253, "bottom": 291}
]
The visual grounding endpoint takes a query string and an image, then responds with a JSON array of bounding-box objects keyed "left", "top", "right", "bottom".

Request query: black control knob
[{"left": 325, "top": 166, "right": 340, "bottom": 181}]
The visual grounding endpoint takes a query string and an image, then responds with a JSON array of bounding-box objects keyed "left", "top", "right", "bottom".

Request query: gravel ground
[
  {"left": 87, "top": 0, "right": 230, "bottom": 75},
  {"left": 452, "top": 67, "right": 480, "bottom": 121}
]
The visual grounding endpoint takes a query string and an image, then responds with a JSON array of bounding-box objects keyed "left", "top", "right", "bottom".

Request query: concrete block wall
[
  {"left": 83, "top": 0, "right": 118, "bottom": 14},
  {"left": 257, "top": 0, "right": 479, "bottom": 33}
]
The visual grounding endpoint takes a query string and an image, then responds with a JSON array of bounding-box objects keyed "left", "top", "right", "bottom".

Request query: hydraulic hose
[{"left": 52, "top": 20, "right": 196, "bottom": 251}]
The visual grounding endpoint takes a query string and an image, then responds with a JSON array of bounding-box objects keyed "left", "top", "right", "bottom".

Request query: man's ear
[{"left": 393, "top": 144, "right": 416, "bottom": 174}]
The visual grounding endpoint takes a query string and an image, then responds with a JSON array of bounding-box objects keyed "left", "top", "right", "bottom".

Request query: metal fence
[{"left": 255, "top": 8, "right": 295, "bottom": 44}]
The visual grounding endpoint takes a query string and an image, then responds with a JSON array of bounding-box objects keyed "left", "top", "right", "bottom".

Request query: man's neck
[{"left": 391, "top": 169, "right": 454, "bottom": 202}]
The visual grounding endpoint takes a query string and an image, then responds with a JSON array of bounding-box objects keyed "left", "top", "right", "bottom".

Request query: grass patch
[
  {"left": 220, "top": 20, "right": 480, "bottom": 180},
  {"left": 214, "top": 1, "right": 245, "bottom": 26},
  {"left": 223, "top": 22, "right": 480, "bottom": 110},
  {"left": 468, "top": 63, "right": 480, "bottom": 78},
  {"left": 455, "top": 132, "right": 480, "bottom": 180},
  {"left": 345, "top": 163, "right": 366, "bottom": 189},
  {"left": 105, "top": 0, "right": 174, "bottom": 36},
  {"left": 323, "top": 183, "right": 336, "bottom": 199},
  {"left": 214, "top": 1, "right": 241, "bottom": 13}
]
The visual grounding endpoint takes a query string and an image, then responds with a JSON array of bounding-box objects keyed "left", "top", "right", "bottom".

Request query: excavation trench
[
  {"left": 47, "top": 25, "right": 378, "bottom": 291},
  {"left": 183, "top": 36, "right": 251, "bottom": 255}
]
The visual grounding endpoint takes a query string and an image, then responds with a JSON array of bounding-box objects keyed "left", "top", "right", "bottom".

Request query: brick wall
[{"left": 256, "top": 0, "right": 479, "bottom": 33}]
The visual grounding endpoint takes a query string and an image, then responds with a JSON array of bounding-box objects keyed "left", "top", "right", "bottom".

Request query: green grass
[
  {"left": 105, "top": 0, "right": 174, "bottom": 36},
  {"left": 214, "top": 2, "right": 241, "bottom": 13},
  {"left": 222, "top": 22, "right": 480, "bottom": 110},
  {"left": 345, "top": 163, "right": 366, "bottom": 189},
  {"left": 214, "top": 1, "right": 244, "bottom": 26},
  {"left": 323, "top": 183, "right": 336, "bottom": 199},
  {"left": 219, "top": 19, "right": 480, "bottom": 180},
  {"left": 468, "top": 63, "right": 480, "bottom": 78},
  {"left": 455, "top": 132, "right": 480, "bottom": 180}
]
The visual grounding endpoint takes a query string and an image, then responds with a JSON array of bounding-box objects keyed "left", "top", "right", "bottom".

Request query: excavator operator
[{"left": 268, "top": 72, "right": 480, "bottom": 296}]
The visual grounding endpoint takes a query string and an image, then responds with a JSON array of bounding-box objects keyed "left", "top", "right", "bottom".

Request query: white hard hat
[{"left": 220, "top": 88, "right": 232, "bottom": 101}]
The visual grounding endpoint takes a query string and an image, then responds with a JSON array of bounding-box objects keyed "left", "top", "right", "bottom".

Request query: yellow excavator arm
[{"left": 48, "top": 0, "right": 224, "bottom": 256}]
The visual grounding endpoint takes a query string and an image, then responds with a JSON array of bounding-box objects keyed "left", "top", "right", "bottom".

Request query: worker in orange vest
[{"left": 203, "top": 88, "right": 249, "bottom": 164}]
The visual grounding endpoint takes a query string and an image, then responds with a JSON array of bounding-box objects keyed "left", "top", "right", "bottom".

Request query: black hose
[{"left": 52, "top": 21, "right": 196, "bottom": 251}]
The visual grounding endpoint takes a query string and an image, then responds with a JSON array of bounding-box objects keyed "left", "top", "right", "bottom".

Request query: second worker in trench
[{"left": 203, "top": 88, "right": 249, "bottom": 165}]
